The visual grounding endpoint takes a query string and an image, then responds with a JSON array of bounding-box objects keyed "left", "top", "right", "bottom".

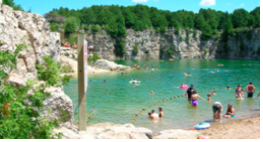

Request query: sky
[{"left": 14, "top": 0, "right": 260, "bottom": 16}]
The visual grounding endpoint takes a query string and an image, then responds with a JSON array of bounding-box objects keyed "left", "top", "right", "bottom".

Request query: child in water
[
  {"left": 207, "top": 94, "right": 211, "bottom": 103},
  {"left": 223, "top": 104, "right": 235, "bottom": 118}
]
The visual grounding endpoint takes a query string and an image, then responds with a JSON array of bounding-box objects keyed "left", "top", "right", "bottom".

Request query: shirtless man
[
  {"left": 190, "top": 90, "right": 207, "bottom": 107},
  {"left": 246, "top": 82, "right": 256, "bottom": 98},
  {"left": 150, "top": 110, "right": 159, "bottom": 120}
]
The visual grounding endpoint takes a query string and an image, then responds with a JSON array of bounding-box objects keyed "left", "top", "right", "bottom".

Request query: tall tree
[{"left": 231, "top": 9, "right": 250, "bottom": 28}]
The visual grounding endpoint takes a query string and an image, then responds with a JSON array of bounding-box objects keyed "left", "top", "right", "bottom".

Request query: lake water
[{"left": 64, "top": 59, "right": 260, "bottom": 132}]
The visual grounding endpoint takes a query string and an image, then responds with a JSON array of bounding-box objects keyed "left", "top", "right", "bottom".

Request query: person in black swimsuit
[{"left": 186, "top": 84, "right": 195, "bottom": 101}]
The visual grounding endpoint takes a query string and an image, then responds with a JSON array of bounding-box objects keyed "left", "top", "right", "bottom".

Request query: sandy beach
[{"left": 199, "top": 114, "right": 260, "bottom": 139}]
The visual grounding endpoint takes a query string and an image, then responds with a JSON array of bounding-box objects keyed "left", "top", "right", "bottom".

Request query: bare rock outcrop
[{"left": 94, "top": 59, "right": 131, "bottom": 71}]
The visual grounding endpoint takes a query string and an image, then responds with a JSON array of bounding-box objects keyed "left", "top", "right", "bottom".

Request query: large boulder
[
  {"left": 53, "top": 123, "right": 153, "bottom": 139},
  {"left": 94, "top": 59, "right": 131, "bottom": 71},
  {"left": 42, "top": 87, "right": 74, "bottom": 123}
]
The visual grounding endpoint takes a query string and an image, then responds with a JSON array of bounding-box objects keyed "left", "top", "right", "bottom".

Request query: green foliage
[
  {"left": 2, "top": 0, "right": 24, "bottom": 11},
  {"left": 64, "top": 17, "right": 79, "bottom": 37},
  {"left": 114, "top": 38, "right": 126, "bottom": 58},
  {"left": 90, "top": 25, "right": 101, "bottom": 34},
  {"left": 179, "top": 36, "right": 183, "bottom": 42},
  {"left": 185, "top": 27, "right": 190, "bottom": 42},
  {"left": 193, "top": 29, "right": 197, "bottom": 38},
  {"left": 132, "top": 43, "right": 139, "bottom": 56},
  {"left": 36, "top": 56, "right": 71, "bottom": 86},
  {"left": 88, "top": 52, "right": 100, "bottom": 63},
  {"left": 50, "top": 23, "right": 58, "bottom": 32},
  {"left": 67, "top": 34, "right": 77, "bottom": 45},
  {"left": 166, "top": 48, "right": 173, "bottom": 57},
  {"left": 174, "top": 26, "right": 180, "bottom": 35},
  {"left": 45, "top": 5, "right": 259, "bottom": 43},
  {"left": 0, "top": 45, "right": 67, "bottom": 139},
  {"left": 232, "top": 9, "right": 250, "bottom": 28}
]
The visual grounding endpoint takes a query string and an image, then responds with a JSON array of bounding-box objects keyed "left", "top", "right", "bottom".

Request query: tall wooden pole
[{"left": 78, "top": 34, "right": 87, "bottom": 131}]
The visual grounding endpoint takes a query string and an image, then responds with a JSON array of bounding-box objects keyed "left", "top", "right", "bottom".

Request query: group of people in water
[
  {"left": 148, "top": 107, "right": 164, "bottom": 120},
  {"left": 132, "top": 64, "right": 155, "bottom": 72},
  {"left": 185, "top": 82, "right": 259, "bottom": 122}
]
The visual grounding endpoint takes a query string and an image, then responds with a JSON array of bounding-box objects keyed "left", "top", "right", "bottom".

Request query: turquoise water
[{"left": 64, "top": 59, "right": 260, "bottom": 132}]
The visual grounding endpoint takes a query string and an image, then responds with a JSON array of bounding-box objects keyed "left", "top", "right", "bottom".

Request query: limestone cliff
[
  {"left": 0, "top": 3, "right": 73, "bottom": 123},
  {"left": 85, "top": 28, "right": 260, "bottom": 60}
]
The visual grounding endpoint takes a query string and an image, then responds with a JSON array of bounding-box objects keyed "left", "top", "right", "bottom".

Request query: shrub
[
  {"left": 88, "top": 52, "right": 100, "bottom": 63},
  {"left": 132, "top": 43, "right": 139, "bottom": 56},
  {"left": 91, "top": 25, "right": 101, "bottom": 34},
  {"left": 36, "top": 56, "right": 71, "bottom": 86},
  {"left": 0, "top": 45, "right": 66, "bottom": 139}
]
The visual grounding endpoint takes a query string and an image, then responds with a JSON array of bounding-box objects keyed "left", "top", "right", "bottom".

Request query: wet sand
[{"left": 199, "top": 114, "right": 260, "bottom": 139}]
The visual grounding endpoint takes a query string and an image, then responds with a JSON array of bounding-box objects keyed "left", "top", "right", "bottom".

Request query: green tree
[
  {"left": 123, "top": 8, "right": 136, "bottom": 28},
  {"left": 63, "top": 17, "right": 78, "bottom": 37},
  {"left": 79, "top": 8, "right": 96, "bottom": 25},
  {"left": 231, "top": 9, "right": 250, "bottom": 28},
  {"left": 194, "top": 14, "right": 206, "bottom": 30},
  {"left": 250, "top": 7, "right": 260, "bottom": 28}
]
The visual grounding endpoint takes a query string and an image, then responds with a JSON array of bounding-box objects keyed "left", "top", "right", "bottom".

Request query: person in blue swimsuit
[{"left": 235, "top": 84, "right": 244, "bottom": 99}]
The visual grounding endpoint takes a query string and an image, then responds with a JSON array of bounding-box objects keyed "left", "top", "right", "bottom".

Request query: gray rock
[
  {"left": 94, "top": 59, "right": 131, "bottom": 71},
  {"left": 154, "top": 129, "right": 200, "bottom": 139}
]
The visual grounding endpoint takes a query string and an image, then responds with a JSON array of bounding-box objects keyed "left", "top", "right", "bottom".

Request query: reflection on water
[{"left": 64, "top": 59, "right": 260, "bottom": 132}]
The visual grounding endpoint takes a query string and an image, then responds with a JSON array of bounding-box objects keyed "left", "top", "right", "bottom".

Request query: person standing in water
[
  {"left": 223, "top": 104, "right": 235, "bottom": 118},
  {"left": 235, "top": 84, "right": 244, "bottom": 98},
  {"left": 158, "top": 107, "right": 164, "bottom": 118},
  {"left": 190, "top": 90, "right": 207, "bottom": 107},
  {"left": 207, "top": 94, "right": 211, "bottom": 103},
  {"left": 245, "top": 82, "right": 256, "bottom": 98},
  {"left": 186, "top": 84, "right": 195, "bottom": 101},
  {"left": 212, "top": 102, "right": 223, "bottom": 122}
]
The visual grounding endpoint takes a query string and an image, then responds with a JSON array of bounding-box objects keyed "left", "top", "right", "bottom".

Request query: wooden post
[{"left": 78, "top": 34, "right": 87, "bottom": 131}]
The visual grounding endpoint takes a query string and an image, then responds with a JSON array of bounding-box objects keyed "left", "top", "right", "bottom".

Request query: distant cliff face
[{"left": 85, "top": 28, "right": 260, "bottom": 60}]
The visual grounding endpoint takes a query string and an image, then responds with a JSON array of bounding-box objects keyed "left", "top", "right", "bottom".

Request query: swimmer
[
  {"left": 150, "top": 91, "right": 154, "bottom": 95},
  {"left": 211, "top": 90, "right": 216, "bottom": 96},
  {"left": 235, "top": 84, "right": 244, "bottom": 99},
  {"left": 135, "top": 82, "right": 140, "bottom": 86},
  {"left": 151, "top": 67, "right": 155, "bottom": 72},
  {"left": 245, "top": 82, "right": 256, "bottom": 98},
  {"left": 223, "top": 104, "right": 235, "bottom": 118},
  {"left": 150, "top": 110, "right": 159, "bottom": 120},
  {"left": 121, "top": 72, "right": 124, "bottom": 76},
  {"left": 148, "top": 112, "right": 152, "bottom": 119},
  {"left": 158, "top": 107, "right": 164, "bottom": 118},
  {"left": 210, "top": 71, "right": 215, "bottom": 74},
  {"left": 104, "top": 79, "right": 107, "bottom": 83},
  {"left": 207, "top": 94, "right": 211, "bottom": 103},
  {"left": 190, "top": 90, "right": 207, "bottom": 107},
  {"left": 137, "top": 65, "right": 141, "bottom": 70},
  {"left": 227, "top": 86, "right": 231, "bottom": 90},
  {"left": 225, "top": 70, "right": 229, "bottom": 72}
]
